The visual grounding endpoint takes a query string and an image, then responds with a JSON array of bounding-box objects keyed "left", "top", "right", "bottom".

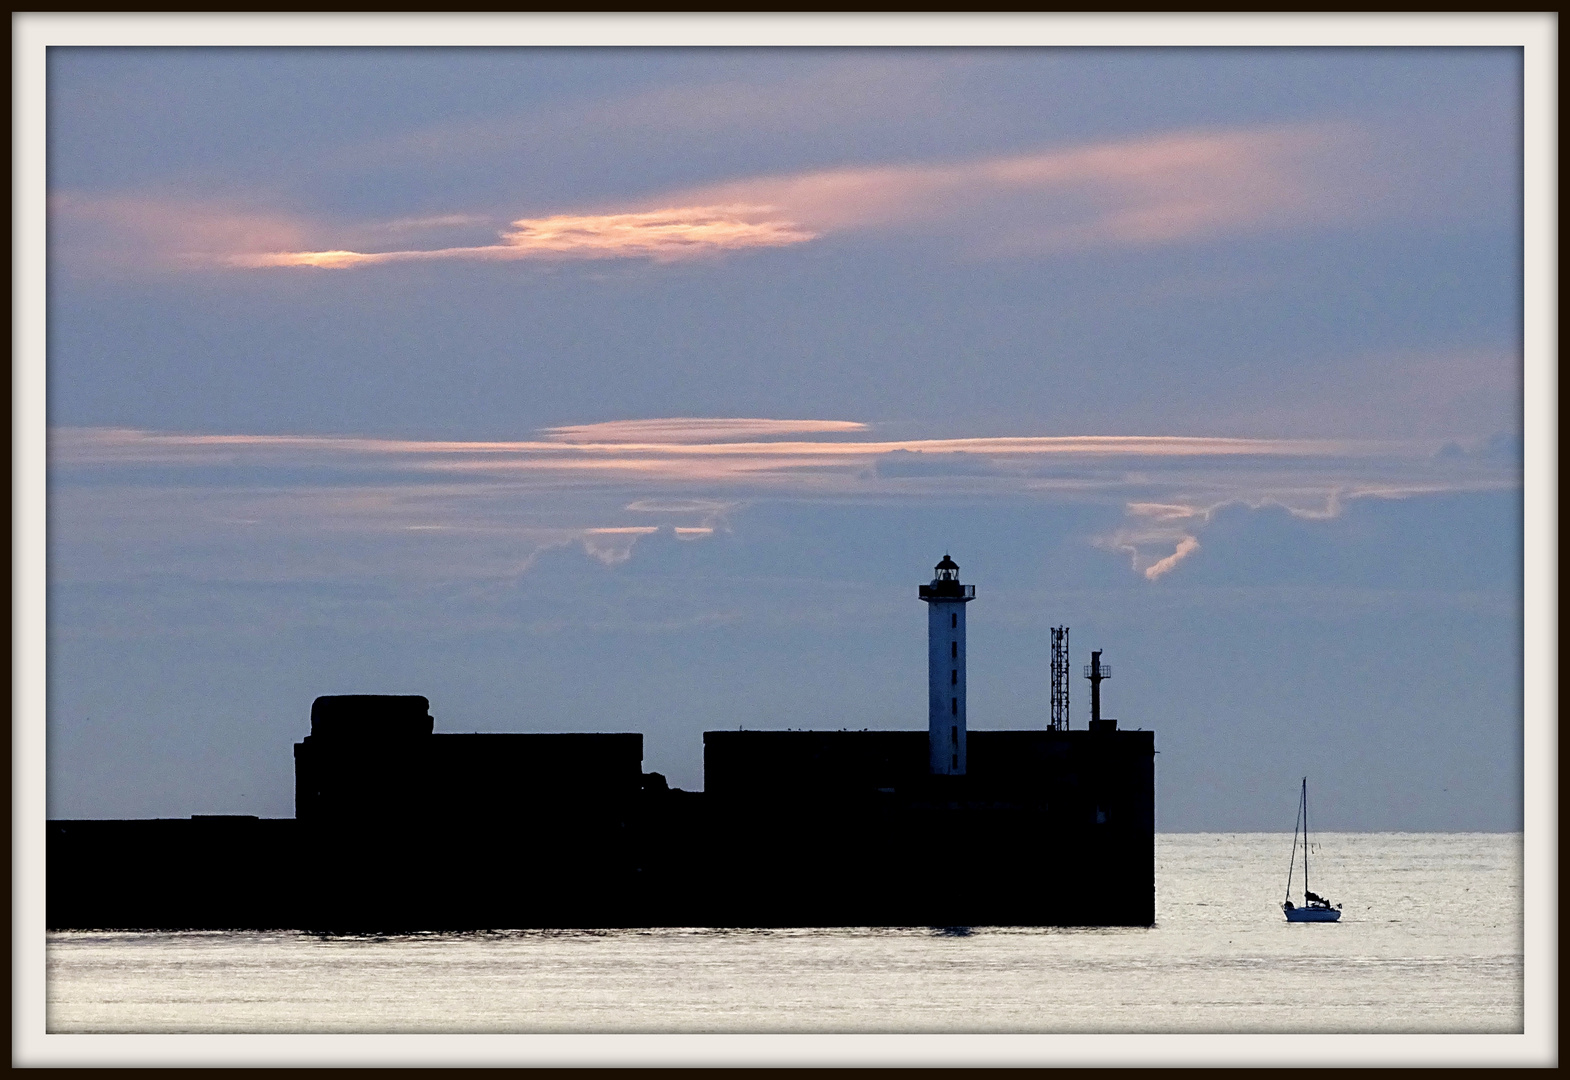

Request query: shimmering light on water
[{"left": 48, "top": 833, "right": 1520, "bottom": 1034}]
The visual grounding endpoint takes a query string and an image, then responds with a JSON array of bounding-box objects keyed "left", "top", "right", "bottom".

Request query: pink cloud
[
  {"left": 53, "top": 420, "right": 1517, "bottom": 582},
  {"left": 48, "top": 195, "right": 501, "bottom": 275},
  {"left": 667, "top": 123, "right": 1361, "bottom": 254},
  {"left": 232, "top": 206, "right": 818, "bottom": 268},
  {"left": 49, "top": 194, "right": 317, "bottom": 273},
  {"left": 51, "top": 424, "right": 1376, "bottom": 471},
  {"left": 1143, "top": 535, "right": 1201, "bottom": 580},
  {"left": 64, "top": 120, "right": 1385, "bottom": 273},
  {"left": 52, "top": 426, "right": 1375, "bottom": 489},
  {"left": 543, "top": 418, "right": 867, "bottom": 443}
]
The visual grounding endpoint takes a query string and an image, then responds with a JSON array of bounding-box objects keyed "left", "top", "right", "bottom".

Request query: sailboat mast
[
  {"left": 1302, "top": 776, "right": 1310, "bottom": 899},
  {"left": 1284, "top": 781, "right": 1302, "bottom": 903}
]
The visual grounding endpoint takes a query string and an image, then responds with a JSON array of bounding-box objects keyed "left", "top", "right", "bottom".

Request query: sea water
[{"left": 46, "top": 833, "right": 1521, "bottom": 1035}]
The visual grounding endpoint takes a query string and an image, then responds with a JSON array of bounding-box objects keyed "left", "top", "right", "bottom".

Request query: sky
[{"left": 44, "top": 44, "right": 1526, "bottom": 830}]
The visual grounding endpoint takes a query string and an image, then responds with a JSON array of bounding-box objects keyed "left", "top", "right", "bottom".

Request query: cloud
[
  {"left": 871, "top": 450, "right": 1005, "bottom": 478},
  {"left": 49, "top": 194, "right": 317, "bottom": 273},
  {"left": 580, "top": 526, "right": 659, "bottom": 565},
  {"left": 1126, "top": 502, "right": 1206, "bottom": 521},
  {"left": 54, "top": 418, "right": 1518, "bottom": 583},
  {"left": 625, "top": 498, "right": 736, "bottom": 513},
  {"left": 51, "top": 196, "right": 814, "bottom": 274},
  {"left": 1143, "top": 536, "right": 1201, "bottom": 581},
  {"left": 1097, "top": 521, "right": 1199, "bottom": 581},
  {"left": 43, "top": 475, "right": 688, "bottom": 586},
  {"left": 670, "top": 123, "right": 1363, "bottom": 255},
  {"left": 48, "top": 194, "right": 505, "bottom": 276},
  {"left": 52, "top": 426, "right": 1385, "bottom": 491},
  {"left": 1095, "top": 478, "right": 1509, "bottom": 582},
  {"left": 626, "top": 497, "right": 736, "bottom": 535},
  {"left": 546, "top": 418, "right": 866, "bottom": 444},
  {"left": 68, "top": 119, "right": 1414, "bottom": 273},
  {"left": 230, "top": 206, "right": 818, "bottom": 268},
  {"left": 262, "top": 125, "right": 1358, "bottom": 267}
]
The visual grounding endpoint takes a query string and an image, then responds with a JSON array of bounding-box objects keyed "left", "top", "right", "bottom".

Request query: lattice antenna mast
[{"left": 1049, "top": 626, "right": 1070, "bottom": 731}]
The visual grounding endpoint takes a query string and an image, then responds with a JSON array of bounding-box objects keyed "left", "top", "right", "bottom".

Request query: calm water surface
[{"left": 48, "top": 833, "right": 1521, "bottom": 1033}]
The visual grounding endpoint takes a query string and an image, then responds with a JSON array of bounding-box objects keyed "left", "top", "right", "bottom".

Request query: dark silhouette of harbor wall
[
  {"left": 683, "top": 729, "right": 1154, "bottom": 926},
  {"left": 48, "top": 695, "right": 1155, "bottom": 931},
  {"left": 295, "top": 696, "right": 645, "bottom": 929},
  {"left": 49, "top": 816, "right": 300, "bottom": 930}
]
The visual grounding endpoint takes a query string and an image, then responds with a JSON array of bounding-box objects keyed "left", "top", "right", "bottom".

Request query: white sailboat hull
[{"left": 1283, "top": 904, "right": 1341, "bottom": 922}]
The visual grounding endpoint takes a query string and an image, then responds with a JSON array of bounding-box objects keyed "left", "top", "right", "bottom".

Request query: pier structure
[{"left": 48, "top": 555, "right": 1156, "bottom": 931}]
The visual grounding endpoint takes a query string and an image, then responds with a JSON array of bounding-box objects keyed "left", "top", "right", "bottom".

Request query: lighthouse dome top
[{"left": 919, "top": 554, "right": 974, "bottom": 601}]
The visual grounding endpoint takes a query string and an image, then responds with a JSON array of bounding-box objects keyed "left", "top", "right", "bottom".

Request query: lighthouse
[{"left": 919, "top": 554, "right": 975, "bottom": 775}]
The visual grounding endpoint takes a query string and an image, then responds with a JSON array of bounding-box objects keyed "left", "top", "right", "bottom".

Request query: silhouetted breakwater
[{"left": 49, "top": 695, "right": 1154, "bottom": 931}]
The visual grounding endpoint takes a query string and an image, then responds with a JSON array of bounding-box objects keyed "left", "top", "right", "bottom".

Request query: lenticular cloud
[{"left": 542, "top": 418, "right": 868, "bottom": 444}]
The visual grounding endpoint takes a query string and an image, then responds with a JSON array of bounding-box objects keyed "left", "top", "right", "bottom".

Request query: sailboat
[{"left": 1282, "top": 776, "right": 1342, "bottom": 922}]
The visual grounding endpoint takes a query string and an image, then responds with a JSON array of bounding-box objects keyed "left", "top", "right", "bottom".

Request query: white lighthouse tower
[{"left": 919, "top": 554, "right": 975, "bottom": 775}]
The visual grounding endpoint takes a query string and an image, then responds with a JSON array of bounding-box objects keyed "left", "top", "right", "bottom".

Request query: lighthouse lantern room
[{"left": 918, "top": 554, "right": 975, "bottom": 775}]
